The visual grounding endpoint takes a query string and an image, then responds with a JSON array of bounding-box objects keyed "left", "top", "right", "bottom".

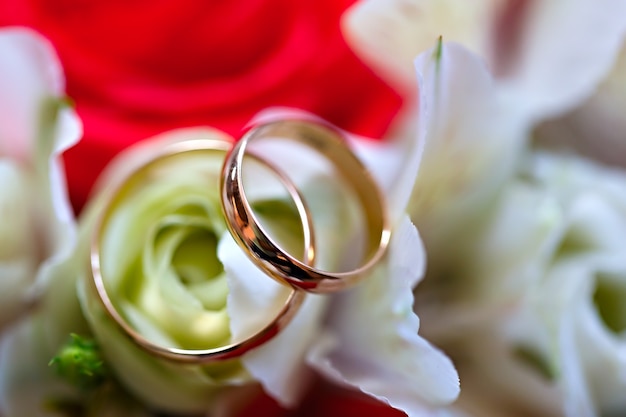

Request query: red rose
[{"left": 0, "top": 0, "right": 402, "bottom": 213}]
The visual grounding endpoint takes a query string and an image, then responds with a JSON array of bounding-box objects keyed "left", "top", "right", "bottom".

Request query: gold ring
[
  {"left": 221, "top": 119, "right": 391, "bottom": 293},
  {"left": 90, "top": 137, "right": 311, "bottom": 364}
]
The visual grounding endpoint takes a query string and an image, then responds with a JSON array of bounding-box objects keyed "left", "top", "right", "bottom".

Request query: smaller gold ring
[
  {"left": 221, "top": 119, "right": 391, "bottom": 293},
  {"left": 90, "top": 137, "right": 311, "bottom": 364}
]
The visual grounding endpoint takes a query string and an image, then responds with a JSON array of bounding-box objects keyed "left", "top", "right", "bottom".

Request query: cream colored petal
[
  {"left": 0, "top": 162, "right": 38, "bottom": 329},
  {"left": 342, "top": 0, "right": 500, "bottom": 91},
  {"left": 497, "top": 0, "right": 626, "bottom": 120}
]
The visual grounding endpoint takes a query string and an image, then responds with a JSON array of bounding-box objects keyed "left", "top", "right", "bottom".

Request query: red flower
[{"left": 0, "top": 0, "right": 402, "bottom": 213}]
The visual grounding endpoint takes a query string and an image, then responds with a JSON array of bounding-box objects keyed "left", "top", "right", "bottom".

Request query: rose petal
[
  {"left": 496, "top": 0, "right": 626, "bottom": 120},
  {"left": 341, "top": 0, "right": 500, "bottom": 93},
  {"left": 527, "top": 166, "right": 626, "bottom": 417},
  {"left": 0, "top": 161, "right": 39, "bottom": 328},
  {"left": 535, "top": 46, "right": 626, "bottom": 168},
  {"left": 0, "top": 251, "right": 89, "bottom": 416},
  {"left": 0, "top": 27, "right": 64, "bottom": 161},
  {"left": 0, "top": 317, "right": 75, "bottom": 417},
  {"left": 349, "top": 106, "right": 424, "bottom": 226}
]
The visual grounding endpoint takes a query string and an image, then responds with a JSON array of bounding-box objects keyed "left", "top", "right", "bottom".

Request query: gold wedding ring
[
  {"left": 90, "top": 137, "right": 311, "bottom": 364},
  {"left": 221, "top": 119, "right": 391, "bottom": 293}
]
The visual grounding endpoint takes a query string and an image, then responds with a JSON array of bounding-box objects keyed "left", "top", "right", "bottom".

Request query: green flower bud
[{"left": 49, "top": 334, "right": 108, "bottom": 391}]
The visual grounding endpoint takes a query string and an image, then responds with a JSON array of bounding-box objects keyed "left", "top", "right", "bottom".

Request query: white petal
[
  {"left": 89, "top": 128, "right": 233, "bottom": 201},
  {"left": 542, "top": 266, "right": 598, "bottom": 417},
  {"left": 497, "top": 0, "right": 626, "bottom": 120},
  {"left": 0, "top": 162, "right": 36, "bottom": 258},
  {"left": 31, "top": 118, "right": 81, "bottom": 303},
  {"left": 341, "top": 0, "right": 498, "bottom": 92},
  {"left": 46, "top": 104, "right": 82, "bottom": 225},
  {"left": 535, "top": 46, "right": 626, "bottom": 168},
  {"left": 479, "top": 153, "right": 626, "bottom": 416},
  {"left": 409, "top": 41, "right": 525, "bottom": 253},
  {"left": 559, "top": 314, "right": 597, "bottom": 417},
  {"left": 218, "top": 233, "right": 327, "bottom": 407},
  {"left": 308, "top": 216, "right": 460, "bottom": 415},
  {"left": 218, "top": 233, "right": 294, "bottom": 343},
  {"left": 78, "top": 276, "right": 236, "bottom": 414},
  {"left": 0, "top": 28, "right": 63, "bottom": 160},
  {"left": 539, "top": 189, "right": 626, "bottom": 415},
  {"left": 349, "top": 107, "right": 425, "bottom": 226},
  {"left": 0, "top": 318, "right": 74, "bottom": 417},
  {"left": 0, "top": 252, "right": 90, "bottom": 417}
]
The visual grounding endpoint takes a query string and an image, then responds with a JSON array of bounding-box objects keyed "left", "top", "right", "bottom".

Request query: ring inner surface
[{"left": 238, "top": 121, "right": 389, "bottom": 282}]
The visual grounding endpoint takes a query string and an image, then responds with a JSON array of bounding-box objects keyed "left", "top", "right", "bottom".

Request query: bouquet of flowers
[{"left": 1, "top": 1, "right": 625, "bottom": 417}]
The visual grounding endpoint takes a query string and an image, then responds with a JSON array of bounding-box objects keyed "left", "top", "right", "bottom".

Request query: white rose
[
  {"left": 71, "top": 128, "right": 326, "bottom": 414},
  {"left": 418, "top": 152, "right": 626, "bottom": 417}
]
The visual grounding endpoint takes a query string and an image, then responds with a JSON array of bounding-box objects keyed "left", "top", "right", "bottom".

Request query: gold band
[
  {"left": 90, "top": 137, "right": 311, "bottom": 364},
  {"left": 221, "top": 119, "right": 391, "bottom": 293}
]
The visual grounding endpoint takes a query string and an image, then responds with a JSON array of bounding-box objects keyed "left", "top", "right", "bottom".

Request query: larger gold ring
[
  {"left": 221, "top": 119, "right": 391, "bottom": 293},
  {"left": 90, "top": 137, "right": 310, "bottom": 364}
]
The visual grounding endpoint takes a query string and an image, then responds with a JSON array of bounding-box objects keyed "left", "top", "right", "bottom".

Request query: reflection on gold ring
[{"left": 221, "top": 119, "right": 391, "bottom": 294}]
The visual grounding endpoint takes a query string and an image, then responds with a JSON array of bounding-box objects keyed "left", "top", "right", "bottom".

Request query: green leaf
[{"left": 432, "top": 35, "right": 443, "bottom": 63}]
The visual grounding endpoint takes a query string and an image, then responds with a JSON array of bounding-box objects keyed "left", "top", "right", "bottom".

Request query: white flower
[
  {"left": 420, "top": 152, "right": 626, "bottom": 417},
  {"left": 409, "top": 40, "right": 529, "bottom": 259},
  {"left": 0, "top": 27, "right": 81, "bottom": 331},
  {"left": 342, "top": 0, "right": 626, "bottom": 121}
]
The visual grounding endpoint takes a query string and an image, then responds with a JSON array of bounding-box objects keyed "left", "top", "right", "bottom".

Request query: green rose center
[
  {"left": 593, "top": 272, "right": 626, "bottom": 334},
  {"left": 99, "top": 152, "right": 234, "bottom": 352}
]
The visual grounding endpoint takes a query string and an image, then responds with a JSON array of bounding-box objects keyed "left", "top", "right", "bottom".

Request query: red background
[{"left": 0, "top": 0, "right": 402, "bottom": 213}]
